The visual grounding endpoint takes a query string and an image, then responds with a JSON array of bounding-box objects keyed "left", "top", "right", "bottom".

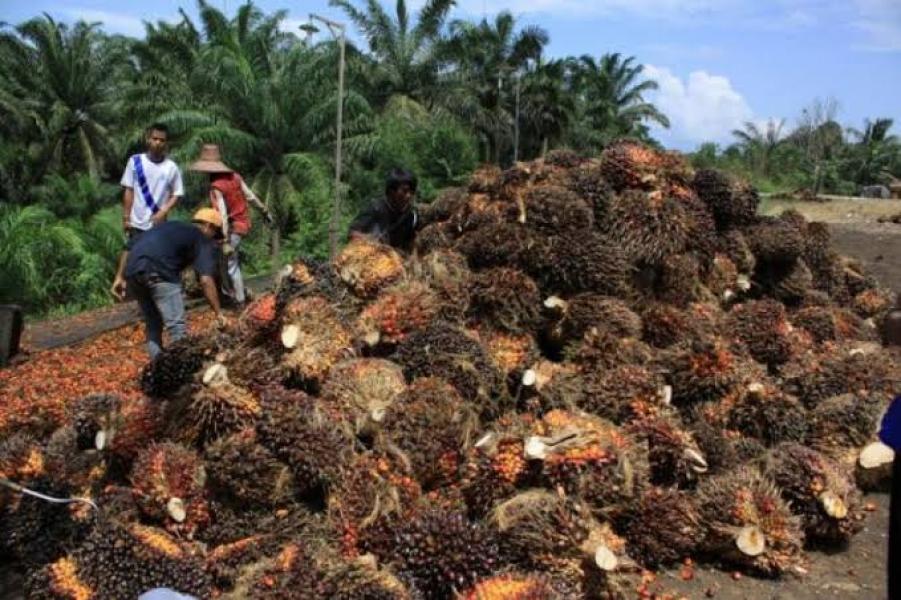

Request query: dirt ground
[{"left": 762, "top": 197, "right": 901, "bottom": 292}]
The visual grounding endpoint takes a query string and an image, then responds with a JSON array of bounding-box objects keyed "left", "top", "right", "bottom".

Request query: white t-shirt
[{"left": 120, "top": 154, "right": 184, "bottom": 230}]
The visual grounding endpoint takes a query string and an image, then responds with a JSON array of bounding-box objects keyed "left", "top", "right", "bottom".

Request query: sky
[{"left": 2, "top": 0, "right": 900, "bottom": 150}]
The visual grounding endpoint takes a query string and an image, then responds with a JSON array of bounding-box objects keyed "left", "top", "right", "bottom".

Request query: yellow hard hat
[{"left": 192, "top": 207, "right": 223, "bottom": 229}]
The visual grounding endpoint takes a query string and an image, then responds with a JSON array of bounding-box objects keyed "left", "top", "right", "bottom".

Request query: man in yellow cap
[{"left": 121, "top": 209, "right": 228, "bottom": 358}]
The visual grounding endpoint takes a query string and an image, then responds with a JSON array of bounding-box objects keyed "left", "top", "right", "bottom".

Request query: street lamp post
[{"left": 303, "top": 14, "right": 346, "bottom": 260}]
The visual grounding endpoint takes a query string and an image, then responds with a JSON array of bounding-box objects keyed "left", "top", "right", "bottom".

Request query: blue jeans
[{"left": 128, "top": 275, "right": 186, "bottom": 359}]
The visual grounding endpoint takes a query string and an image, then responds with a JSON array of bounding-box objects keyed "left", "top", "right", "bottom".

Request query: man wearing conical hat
[{"left": 190, "top": 144, "right": 273, "bottom": 306}]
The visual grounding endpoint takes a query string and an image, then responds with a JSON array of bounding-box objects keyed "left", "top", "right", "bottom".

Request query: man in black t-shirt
[
  {"left": 348, "top": 168, "right": 419, "bottom": 251},
  {"left": 117, "top": 208, "right": 228, "bottom": 358}
]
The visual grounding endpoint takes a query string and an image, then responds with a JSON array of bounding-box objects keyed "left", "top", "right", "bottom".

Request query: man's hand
[
  {"left": 110, "top": 277, "right": 126, "bottom": 302},
  {"left": 122, "top": 216, "right": 131, "bottom": 232},
  {"left": 222, "top": 243, "right": 235, "bottom": 257},
  {"left": 151, "top": 211, "right": 167, "bottom": 225},
  {"left": 215, "top": 313, "right": 232, "bottom": 329}
]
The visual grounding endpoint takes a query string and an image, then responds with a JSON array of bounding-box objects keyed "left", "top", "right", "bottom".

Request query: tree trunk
[
  {"left": 270, "top": 227, "right": 281, "bottom": 272},
  {"left": 541, "top": 138, "right": 549, "bottom": 158}
]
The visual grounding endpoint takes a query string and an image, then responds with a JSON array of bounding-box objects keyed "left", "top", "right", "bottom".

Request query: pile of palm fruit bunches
[{"left": 4, "top": 140, "right": 901, "bottom": 600}]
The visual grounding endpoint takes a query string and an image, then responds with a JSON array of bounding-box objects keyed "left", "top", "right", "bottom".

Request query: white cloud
[
  {"left": 62, "top": 9, "right": 147, "bottom": 37},
  {"left": 852, "top": 0, "right": 901, "bottom": 51},
  {"left": 643, "top": 64, "right": 754, "bottom": 149}
]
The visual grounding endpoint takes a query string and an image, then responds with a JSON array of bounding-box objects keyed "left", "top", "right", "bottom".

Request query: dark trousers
[{"left": 891, "top": 457, "right": 900, "bottom": 600}]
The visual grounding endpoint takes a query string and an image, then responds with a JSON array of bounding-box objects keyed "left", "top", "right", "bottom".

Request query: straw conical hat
[{"left": 190, "top": 144, "right": 233, "bottom": 173}]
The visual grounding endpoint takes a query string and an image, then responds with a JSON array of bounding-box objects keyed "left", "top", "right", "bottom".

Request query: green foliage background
[{"left": 0, "top": 2, "right": 898, "bottom": 317}]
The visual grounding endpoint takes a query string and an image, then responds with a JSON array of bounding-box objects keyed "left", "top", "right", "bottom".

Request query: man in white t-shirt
[{"left": 111, "top": 123, "right": 184, "bottom": 300}]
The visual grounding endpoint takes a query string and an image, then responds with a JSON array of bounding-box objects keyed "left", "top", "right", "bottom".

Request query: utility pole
[
  {"left": 513, "top": 71, "right": 521, "bottom": 163},
  {"left": 303, "top": 15, "right": 347, "bottom": 260}
]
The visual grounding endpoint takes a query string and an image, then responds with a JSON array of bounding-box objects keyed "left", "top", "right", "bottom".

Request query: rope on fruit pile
[{"left": 0, "top": 477, "right": 98, "bottom": 511}]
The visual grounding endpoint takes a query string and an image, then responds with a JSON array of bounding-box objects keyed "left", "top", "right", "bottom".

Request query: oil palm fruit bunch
[
  {"left": 130, "top": 442, "right": 209, "bottom": 537},
  {"left": 565, "top": 160, "right": 616, "bottom": 224},
  {"left": 461, "top": 572, "right": 581, "bottom": 600},
  {"left": 622, "top": 486, "right": 705, "bottom": 568},
  {"left": 805, "top": 392, "right": 885, "bottom": 453},
  {"left": 279, "top": 295, "right": 353, "bottom": 390},
  {"left": 603, "top": 189, "right": 692, "bottom": 265},
  {"left": 327, "top": 452, "right": 422, "bottom": 558},
  {"left": 544, "top": 294, "right": 642, "bottom": 352},
  {"left": 695, "top": 467, "right": 804, "bottom": 576},
  {"left": 140, "top": 335, "right": 207, "bottom": 397},
  {"left": 743, "top": 216, "right": 805, "bottom": 266},
  {"left": 518, "top": 185, "right": 594, "bottom": 233},
  {"left": 177, "top": 364, "right": 261, "bottom": 448},
  {"left": 490, "top": 490, "right": 629, "bottom": 588},
  {"left": 31, "top": 519, "right": 211, "bottom": 599},
  {"left": 764, "top": 443, "right": 865, "bottom": 546},
  {"left": 525, "top": 232, "right": 633, "bottom": 297},
  {"left": 665, "top": 338, "right": 742, "bottom": 407},
  {"left": 726, "top": 383, "right": 809, "bottom": 446},
  {"left": 728, "top": 299, "right": 795, "bottom": 367},
  {"left": 693, "top": 169, "right": 759, "bottom": 230},
  {"left": 478, "top": 327, "right": 541, "bottom": 389},
  {"left": 204, "top": 428, "right": 296, "bottom": 509},
  {"left": 460, "top": 416, "right": 536, "bottom": 517},
  {"left": 1, "top": 476, "right": 88, "bottom": 567},
  {"left": 255, "top": 385, "right": 352, "bottom": 498},
  {"left": 600, "top": 139, "right": 665, "bottom": 191},
  {"left": 527, "top": 410, "right": 649, "bottom": 522},
  {"left": 455, "top": 221, "right": 540, "bottom": 271},
  {"left": 625, "top": 407, "right": 708, "bottom": 487},
  {"left": 334, "top": 236, "right": 406, "bottom": 299},
  {"left": 395, "top": 322, "right": 507, "bottom": 418},
  {"left": 355, "top": 281, "right": 443, "bottom": 348},
  {"left": 320, "top": 358, "right": 407, "bottom": 436},
  {"left": 779, "top": 343, "right": 894, "bottom": 408},
  {"left": 641, "top": 303, "right": 708, "bottom": 349},
  {"left": 567, "top": 327, "right": 654, "bottom": 372},
  {"left": 380, "top": 502, "right": 501, "bottom": 599},
  {"left": 467, "top": 267, "right": 544, "bottom": 334},
  {"left": 409, "top": 248, "right": 472, "bottom": 312},
  {"left": 576, "top": 364, "right": 666, "bottom": 424},
  {"left": 851, "top": 287, "right": 894, "bottom": 320},
  {"left": 380, "top": 377, "right": 479, "bottom": 490}
]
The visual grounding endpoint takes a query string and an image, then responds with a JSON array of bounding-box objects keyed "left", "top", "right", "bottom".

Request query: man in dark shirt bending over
[
  {"left": 348, "top": 168, "right": 420, "bottom": 251},
  {"left": 119, "top": 208, "right": 228, "bottom": 358}
]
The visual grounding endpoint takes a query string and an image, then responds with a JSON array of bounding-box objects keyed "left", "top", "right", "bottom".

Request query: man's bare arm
[
  {"left": 122, "top": 187, "right": 134, "bottom": 231},
  {"left": 152, "top": 194, "right": 180, "bottom": 223},
  {"left": 200, "top": 275, "right": 221, "bottom": 316},
  {"left": 241, "top": 179, "right": 274, "bottom": 223}
]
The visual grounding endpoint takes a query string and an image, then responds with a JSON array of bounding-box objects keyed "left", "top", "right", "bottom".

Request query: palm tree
[
  {"left": 443, "top": 11, "right": 548, "bottom": 163},
  {"left": 121, "top": 12, "right": 203, "bottom": 137},
  {"left": 519, "top": 59, "right": 575, "bottom": 158},
  {"left": 568, "top": 53, "right": 669, "bottom": 151},
  {"left": 329, "top": 0, "right": 455, "bottom": 108},
  {"left": 0, "top": 15, "right": 123, "bottom": 180},
  {"left": 845, "top": 118, "right": 900, "bottom": 186},
  {"left": 731, "top": 118, "right": 785, "bottom": 176},
  {"left": 161, "top": 2, "right": 373, "bottom": 261}
]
